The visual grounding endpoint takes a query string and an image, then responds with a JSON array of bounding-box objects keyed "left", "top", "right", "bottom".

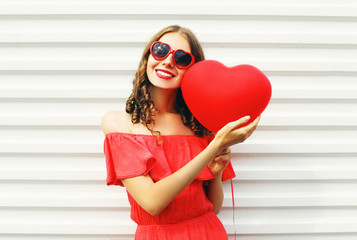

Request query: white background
[{"left": 0, "top": 0, "right": 357, "bottom": 239}]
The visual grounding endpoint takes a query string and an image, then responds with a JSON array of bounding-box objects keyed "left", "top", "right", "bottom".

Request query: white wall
[{"left": 1, "top": 0, "right": 357, "bottom": 239}]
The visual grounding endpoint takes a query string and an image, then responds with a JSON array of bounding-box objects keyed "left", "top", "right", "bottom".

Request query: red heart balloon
[{"left": 181, "top": 60, "right": 272, "bottom": 133}]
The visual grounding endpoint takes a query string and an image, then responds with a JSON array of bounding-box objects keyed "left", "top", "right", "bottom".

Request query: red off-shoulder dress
[{"left": 104, "top": 132, "right": 235, "bottom": 240}]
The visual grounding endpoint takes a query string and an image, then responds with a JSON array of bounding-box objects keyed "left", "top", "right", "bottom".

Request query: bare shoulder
[{"left": 101, "top": 110, "right": 132, "bottom": 134}]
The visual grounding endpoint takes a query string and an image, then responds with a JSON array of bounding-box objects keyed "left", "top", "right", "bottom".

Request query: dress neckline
[{"left": 105, "top": 132, "right": 206, "bottom": 138}]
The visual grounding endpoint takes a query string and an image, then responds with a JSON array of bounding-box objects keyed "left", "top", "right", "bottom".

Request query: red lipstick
[{"left": 156, "top": 69, "right": 175, "bottom": 79}]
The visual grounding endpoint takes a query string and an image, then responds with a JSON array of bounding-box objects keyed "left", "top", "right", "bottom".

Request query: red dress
[{"left": 104, "top": 132, "right": 235, "bottom": 240}]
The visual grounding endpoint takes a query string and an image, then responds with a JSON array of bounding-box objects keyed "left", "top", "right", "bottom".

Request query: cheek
[
  {"left": 147, "top": 55, "right": 159, "bottom": 69},
  {"left": 177, "top": 69, "right": 187, "bottom": 79},
  {"left": 146, "top": 56, "right": 156, "bottom": 77}
]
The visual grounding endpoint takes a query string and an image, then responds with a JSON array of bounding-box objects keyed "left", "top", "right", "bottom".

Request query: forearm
[
  {"left": 123, "top": 116, "right": 260, "bottom": 216},
  {"left": 207, "top": 172, "right": 224, "bottom": 214},
  {"left": 123, "top": 139, "right": 221, "bottom": 216}
]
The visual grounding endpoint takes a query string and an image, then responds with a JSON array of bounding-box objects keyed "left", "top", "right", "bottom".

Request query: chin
[{"left": 149, "top": 77, "right": 182, "bottom": 90}]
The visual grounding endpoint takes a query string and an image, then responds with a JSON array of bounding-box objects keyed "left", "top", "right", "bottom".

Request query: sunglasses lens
[
  {"left": 152, "top": 42, "right": 170, "bottom": 59},
  {"left": 174, "top": 50, "right": 193, "bottom": 68}
]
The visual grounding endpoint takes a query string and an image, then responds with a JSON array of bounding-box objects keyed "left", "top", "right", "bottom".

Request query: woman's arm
[
  {"left": 122, "top": 116, "right": 260, "bottom": 216},
  {"left": 206, "top": 147, "right": 232, "bottom": 214},
  {"left": 122, "top": 139, "right": 220, "bottom": 216},
  {"left": 206, "top": 172, "right": 224, "bottom": 214}
]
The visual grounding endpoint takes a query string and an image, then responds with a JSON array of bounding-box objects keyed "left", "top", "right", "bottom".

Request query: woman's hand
[
  {"left": 207, "top": 147, "right": 231, "bottom": 178},
  {"left": 212, "top": 115, "right": 261, "bottom": 153}
]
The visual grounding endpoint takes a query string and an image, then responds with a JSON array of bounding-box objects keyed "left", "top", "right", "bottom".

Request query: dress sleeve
[
  {"left": 104, "top": 133, "right": 156, "bottom": 186},
  {"left": 197, "top": 134, "right": 236, "bottom": 182},
  {"left": 221, "top": 162, "right": 236, "bottom": 181}
]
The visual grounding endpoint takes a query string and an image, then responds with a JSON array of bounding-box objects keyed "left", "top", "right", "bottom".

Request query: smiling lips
[{"left": 156, "top": 69, "right": 175, "bottom": 79}]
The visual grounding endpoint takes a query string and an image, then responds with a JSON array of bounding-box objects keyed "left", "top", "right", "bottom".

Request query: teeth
[{"left": 157, "top": 70, "right": 173, "bottom": 77}]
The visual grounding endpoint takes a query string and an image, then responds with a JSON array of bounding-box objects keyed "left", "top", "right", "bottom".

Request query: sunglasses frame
[{"left": 150, "top": 41, "right": 195, "bottom": 69}]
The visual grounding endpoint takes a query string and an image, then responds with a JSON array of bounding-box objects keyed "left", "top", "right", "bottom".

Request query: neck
[{"left": 149, "top": 86, "right": 178, "bottom": 114}]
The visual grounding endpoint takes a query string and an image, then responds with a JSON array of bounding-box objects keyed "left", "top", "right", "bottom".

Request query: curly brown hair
[{"left": 126, "top": 25, "right": 212, "bottom": 137}]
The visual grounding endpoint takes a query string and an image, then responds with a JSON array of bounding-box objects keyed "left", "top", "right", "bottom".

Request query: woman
[{"left": 101, "top": 25, "right": 260, "bottom": 240}]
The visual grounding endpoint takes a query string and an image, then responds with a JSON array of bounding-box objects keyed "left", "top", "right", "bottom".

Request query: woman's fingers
[
  {"left": 209, "top": 147, "right": 231, "bottom": 171},
  {"left": 226, "top": 115, "right": 260, "bottom": 131},
  {"left": 235, "top": 116, "right": 260, "bottom": 139},
  {"left": 216, "top": 154, "right": 230, "bottom": 163},
  {"left": 219, "top": 147, "right": 231, "bottom": 156},
  {"left": 215, "top": 115, "right": 261, "bottom": 151},
  {"left": 224, "top": 115, "right": 251, "bottom": 131},
  {"left": 229, "top": 115, "right": 261, "bottom": 144},
  {"left": 251, "top": 115, "right": 261, "bottom": 126},
  {"left": 238, "top": 115, "right": 260, "bottom": 134},
  {"left": 214, "top": 157, "right": 228, "bottom": 167},
  {"left": 218, "top": 115, "right": 250, "bottom": 136}
]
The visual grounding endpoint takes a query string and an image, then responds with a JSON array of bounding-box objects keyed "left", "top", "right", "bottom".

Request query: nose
[{"left": 162, "top": 52, "right": 175, "bottom": 68}]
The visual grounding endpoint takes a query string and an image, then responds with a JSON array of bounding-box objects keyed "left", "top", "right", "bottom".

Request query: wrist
[
  {"left": 213, "top": 171, "right": 223, "bottom": 181},
  {"left": 208, "top": 137, "right": 223, "bottom": 156},
  {"left": 208, "top": 168, "right": 224, "bottom": 180}
]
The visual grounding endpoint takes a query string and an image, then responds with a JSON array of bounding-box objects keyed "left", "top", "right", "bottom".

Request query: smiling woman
[
  {"left": 125, "top": 25, "right": 209, "bottom": 138},
  {"left": 101, "top": 25, "right": 260, "bottom": 240},
  {"left": 146, "top": 33, "right": 192, "bottom": 90}
]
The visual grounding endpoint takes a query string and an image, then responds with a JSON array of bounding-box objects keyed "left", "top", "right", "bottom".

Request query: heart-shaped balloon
[{"left": 181, "top": 60, "right": 272, "bottom": 133}]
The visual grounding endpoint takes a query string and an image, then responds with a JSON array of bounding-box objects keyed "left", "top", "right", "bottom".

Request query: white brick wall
[{"left": 0, "top": 0, "right": 356, "bottom": 239}]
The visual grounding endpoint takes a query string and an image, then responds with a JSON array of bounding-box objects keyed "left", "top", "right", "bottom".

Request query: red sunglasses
[{"left": 150, "top": 41, "right": 195, "bottom": 69}]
